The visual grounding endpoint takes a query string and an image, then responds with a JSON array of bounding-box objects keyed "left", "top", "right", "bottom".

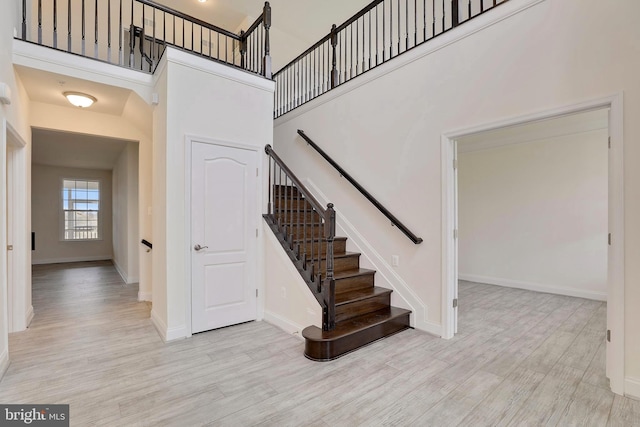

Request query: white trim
[
  {"left": 263, "top": 312, "right": 306, "bottom": 340},
  {"left": 25, "top": 306, "right": 34, "bottom": 327},
  {"left": 0, "top": 348, "right": 9, "bottom": 380},
  {"left": 165, "top": 48, "right": 275, "bottom": 94},
  {"left": 441, "top": 94, "right": 625, "bottom": 395},
  {"left": 138, "top": 292, "right": 152, "bottom": 302},
  {"left": 31, "top": 255, "right": 112, "bottom": 265},
  {"left": 184, "top": 136, "right": 264, "bottom": 338},
  {"left": 6, "top": 123, "right": 29, "bottom": 333},
  {"left": 150, "top": 309, "right": 187, "bottom": 342},
  {"left": 305, "top": 179, "right": 441, "bottom": 337},
  {"left": 113, "top": 259, "right": 128, "bottom": 284},
  {"left": 458, "top": 274, "right": 607, "bottom": 301},
  {"left": 275, "top": 0, "right": 545, "bottom": 127},
  {"left": 625, "top": 377, "right": 640, "bottom": 400}
]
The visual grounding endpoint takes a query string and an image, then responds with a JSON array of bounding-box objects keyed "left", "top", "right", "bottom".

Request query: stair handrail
[
  {"left": 265, "top": 144, "right": 336, "bottom": 331},
  {"left": 297, "top": 129, "right": 423, "bottom": 245}
]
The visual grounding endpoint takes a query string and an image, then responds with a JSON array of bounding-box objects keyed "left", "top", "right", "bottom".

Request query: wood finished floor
[{"left": 1, "top": 262, "right": 639, "bottom": 426}]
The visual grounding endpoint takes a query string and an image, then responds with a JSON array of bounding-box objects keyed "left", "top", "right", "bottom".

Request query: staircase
[{"left": 264, "top": 146, "right": 411, "bottom": 361}]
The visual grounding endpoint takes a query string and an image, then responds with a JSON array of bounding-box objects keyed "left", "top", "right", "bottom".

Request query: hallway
[{"left": 0, "top": 262, "right": 638, "bottom": 425}]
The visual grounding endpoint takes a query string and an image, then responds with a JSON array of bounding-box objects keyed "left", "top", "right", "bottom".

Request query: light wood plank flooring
[{"left": 1, "top": 263, "right": 639, "bottom": 426}]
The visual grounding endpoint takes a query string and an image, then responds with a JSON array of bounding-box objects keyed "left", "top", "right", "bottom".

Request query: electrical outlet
[
  {"left": 281, "top": 287, "right": 287, "bottom": 299},
  {"left": 392, "top": 255, "right": 399, "bottom": 267}
]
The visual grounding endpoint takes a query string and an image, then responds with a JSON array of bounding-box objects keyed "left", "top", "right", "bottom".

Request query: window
[{"left": 62, "top": 179, "right": 100, "bottom": 241}]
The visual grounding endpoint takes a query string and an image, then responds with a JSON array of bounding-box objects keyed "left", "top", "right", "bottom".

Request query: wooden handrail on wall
[{"left": 297, "top": 130, "right": 423, "bottom": 245}]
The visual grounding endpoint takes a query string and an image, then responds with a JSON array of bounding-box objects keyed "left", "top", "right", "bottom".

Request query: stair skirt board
[{"left": 265, "top": 184, "right": 412, "bottom": 361}]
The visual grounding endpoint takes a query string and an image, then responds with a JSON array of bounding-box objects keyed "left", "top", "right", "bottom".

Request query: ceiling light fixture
[
  {"left": 198, "top": 0, "right": 207, "bottom": 3},
  {"left": 64, "top": 91, "right": 97, "bottom": 108}
]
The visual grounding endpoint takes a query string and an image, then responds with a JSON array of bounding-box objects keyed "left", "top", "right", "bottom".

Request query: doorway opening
[{"left": 442, "top": 96, "right": 624, "bottom": 395}]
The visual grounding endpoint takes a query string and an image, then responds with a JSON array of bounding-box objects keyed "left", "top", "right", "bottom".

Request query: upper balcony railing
[
  {"left": 273, "top": 0, "right": 508, "bottom": 118},
  {"left": 19, "top": 0, "right": 272, "bottom": 77}
]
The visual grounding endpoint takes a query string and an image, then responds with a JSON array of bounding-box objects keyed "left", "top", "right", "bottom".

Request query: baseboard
[
  {"left": 625, "top": 377, "right": 640, "bottom": 400},
  {"left": 459, "top": 274, "right": 607, "bottom": 301},
  {"left": 113, "top": 259, "right": 129, "bottom": 284},
  {"left": 263, "top": 310, "right": 305, "bottom": 341},
  {"left": 305, "top": 179, "right": 434, "bottom": 334},
  {"left": 138, "top": 292, "right": 152, "bottom": 302},
  {"left": 25, "top": 305, "right": 34, "bottom": 327},
  {"left": 31, "top": 255, "right": 112, "bottom": 265},
  {"left": 0, "top": 348, "right": 9, "bottom": 381},
  {"left": 150, "top": 310, "right": 187, "bottom": 342}
]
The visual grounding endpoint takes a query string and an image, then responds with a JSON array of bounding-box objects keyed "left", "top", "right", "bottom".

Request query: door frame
[
  {"left": 441, "top": 94, "right": 625, "bottom": 394},
  {"left": 5, "top": 121, "right": 30, "bottom": 333},
  {"left": 183, "top": 135, "right": 264, "bottom": 337}
]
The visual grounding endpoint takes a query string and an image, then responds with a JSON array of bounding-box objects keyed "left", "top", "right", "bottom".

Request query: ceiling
[
  {"left": 16, "top": 65, "right": 132, "bottom": 116},
  {"left": 32, "top": 128, "right": 132, "bottom": 170}
]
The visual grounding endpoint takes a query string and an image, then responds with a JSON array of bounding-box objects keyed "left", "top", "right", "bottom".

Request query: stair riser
[
  {"left": 303, "top": 313, "right": 411, "bottom": 361},
  {"left": 274, "top": 199, "right": 313, "bottom": 211},
  {"left": 274, "top": 211, "right": 322, "bottom": 223},
  {"left": 336, "top": 293, "right": 391, "bottom": 323},
  {"left": 296, "top": 239, "right": 346, "bottom": 256},
  {"left": 335, "top": 273, "right": 375, "bottom": 294},
  {"left": 306, "top": 255, "right": 360, "bottom": 275}
]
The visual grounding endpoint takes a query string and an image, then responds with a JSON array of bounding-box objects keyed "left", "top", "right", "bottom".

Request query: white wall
[
  {"left": 0, "top": 0, "right": 32, "bottom": 374},
  {"left": 273, "top": 0, "right": 640, "bottom": 389},
  {"left": 458, "top": 130, "right": 608, "bottom": 300},
  {"left": 150, "top": 47, "right": 274, "bottom": 341},
  {"left": 31, "top": 164, "right": 113, "bottom": 264},
  {"left": 29, "top": 99, "right": 153, "bottom": 300},
  {"left": 112, "top": 142, "right": 139, "bottom": 284}
]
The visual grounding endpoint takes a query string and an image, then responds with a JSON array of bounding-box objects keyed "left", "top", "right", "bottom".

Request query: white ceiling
[
  {"left": 32, "top": 128, "right": 132, "bottom": 170},
  {"left": 16, "top": 65, "right": 132, "bottom": 116}
]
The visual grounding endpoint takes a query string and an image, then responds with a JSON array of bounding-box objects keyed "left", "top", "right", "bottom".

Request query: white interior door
[{"left": 191, "top": 141, "right": 258, "bottom": 334}]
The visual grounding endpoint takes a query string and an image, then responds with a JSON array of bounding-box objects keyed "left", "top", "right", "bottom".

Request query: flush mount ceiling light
[
  {"left": 64, "top": 91, "right": 97, "bottom": 108},
  {"left": 198, "top": 0, "right": 207, "bottom": 3}
]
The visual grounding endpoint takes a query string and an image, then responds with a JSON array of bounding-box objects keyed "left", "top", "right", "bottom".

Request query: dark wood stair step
[
  {"left": 274, "top": 210, "right": 322, "bottom": 223},
  {"left": 305, "top": 252, "right": 360, "bottom": 274},
  {"left": 334, "top": 268, "right": 376, "bottom": 293},
  {"left": 294, "top": 237, "right": 347, "bottom": 255},
  {"left": 335, "top": 287, "right": 392, "bottom": 323},
  {"left": 302, "top": 307, "right": 411, "bottom": 361}
]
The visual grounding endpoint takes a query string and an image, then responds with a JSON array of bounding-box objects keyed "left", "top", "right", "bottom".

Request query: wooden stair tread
[
  {"left": 306, "top": 251, "right": 360, "bottom": 261},
  {"left": 335, "top": 286, "right": 391, "bottom": 305},
  {"left": 333, "top": 268, "right": 376, "bottom": 280},
  {"left": 302, "top": 307, "right": 410, "bottom": 341}
]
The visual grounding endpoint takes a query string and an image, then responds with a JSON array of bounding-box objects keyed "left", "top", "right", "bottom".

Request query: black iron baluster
[
  {"left": 296, "top": 188, "right": 301, "bottom": 258},
  {"left": 163, "top": 13, "right": 166, "bottom": 61},
  {"left": 375, "top": 4, "right": 379, "bottom": 65},
  {"left": 389, "top": 0, "right": 393, "bottom": 58},
  {"left": 107, "top": 0, "right": 112, "bottom": 62},
  {"left": 349, "top": 24, "right": 353, "bottom": 79},
  {"left": 94, "top": 0, "right": 98, "bottom": 58},
  {"left": 152, "top": 8, "right": 156, "bottom": 66},
  {"left": 397, "top": 0, "right": 401, "bottom": 55},
  {"left": 468, "top": 0, "right": 472, "bottom": 19},
  {"left": 141, "top": 5, "right": 145, "bottom": 70},
  {"left": 302, "top": 188, "right": 307, "bottom": 269},
  {"left": 53, "top": 0, "right": 57, "bottom": 48},
  {"left": 22, "top": 0, "right": 26, "bottom": 41},
  {"left": 182, "top": 17, "right": 184, "bottom": 48},
  {"left": 442, "top": 0, "right": 445, "bottom": 31},
  {"left": 200, "top": 25, "right": 203, "bottom": 55},
  {"left": 342, "top": 29, "right": 346, "bottom": 83},
  {"left": 415, "top": 0, "right": 417, "bottom": 45},
  {"left": 208, "top": 29, "right": 211, "bottom": 57},
  {"left": 355, "top": 19, "right": 359, "bottom": 75},
  {"left": 68, "top": 0, "right": 72, "bottom": 51},
  {"left": 38, "top": 0, "right": 42, "bottom": 44},
  {"left": 264, "top": 6, "right": 271, "bottom": 78},
  {"left": 368, "top": 10, "right": 372, "bottom": 70},
  {"left": 452, "top": 0, "right": 459, "bottom": 27},
  {"left": 129, "top": 0, "right": 133, "bottom": 67},
  {"left": 481, "top": 0, "right": 484, "bottom": 13},
  {"left": 406, "top": 0, "right": 409, "bottom": 50},
  {"left": 423, "top": 0, "right": 427, "bottom": 41},
  {"left": 172, "top": 15, "right": 175, "bottom": 45},
  {"left": 310, "top": 205, "right": 315, "bottom": 280},
  {"left": 118, "top": 0, "right": 122, "bottom": 64},
  {"left": 267, "top": 155, "right": 272, "bottom": 215},
  {"left": 288, "top": 181, "right": 294, "bottom": 249},
  {"left": 82, "top": 0, "right": 85, "bottom": 55},
  {"left": 432, "top": 0, "right": 436, "bottom": 38}
]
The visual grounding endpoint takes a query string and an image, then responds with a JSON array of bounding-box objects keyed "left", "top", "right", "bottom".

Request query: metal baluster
[
  {"left": 415, "top": 0, "right": 418, "bottom": 45},
  {"left": 38, "top": 0, "right": 42, "bottom": 44},
  {"left": 442, "top": 0, "right": 445, "bottom": 32},
  {"left": 217, "top": 32, "right": 220, "bottom": 60},
  {"left": 53, "top": 0, "right": 57, "bottom": 48},
  {"left": 94, "top": 0, "right": 98, "bottom": 58},
  {"left": 423, "top": 0, "right": 427, "bottom": 41},
  {"left": 297, "top": 188, "right": 302, "bottom": 258},
  {"left": 406, "top": 0, "right": 409, "bottom": 50},
  {"left": 398, "top": 0, "right": 401, "bottom": 55},
  {"left": 349, "top": 24, "right": 353, "bottom": 79},
  {"left": 22, "top": 0, "right": 26, "bottom": 41},
  {"left": 310, "top": 206, "right": 315, "bottom": 279},
  {"left": 376, "top": 4, "right": 379, "bottom": 65},
  {"left": 342, "top": 29, "right": 347, "bottom": 83},
  {"left": 163, "top": 13, "right": 166, "bottom": 61},
  {"left": 118, "top": 0, "right": 122, "bottom": 64},
  {"left": 82, "top": 0, "right": 85, "bottom": 55},
  {"left": 68, "top": 0, "right": 72, "bottom": 51},
  {"left": 368, "top": 10, "right": 372, "bottom": 70},
  {"left": 452, "top": 0, "right": 459, "bottom": 27},
  {"left": 468, "top": 0, "right": 472, "bottom": 19},
  {"left": 267, "top": 156, "right": 272, "bottom": 215},
  {"left": 141, "top": 5, "right": 145, "bottom": 70},
  {"left": 302, "top": 188, "right": 307, "bottom": 269},
  {"left": 172, "top": 15, "right": 175, "bottom": 45},
  {"left": 288, "top": 182, "right": 294, "bottom": 248},
  {"left": 107, "top": 0, "right": 112, "bottom": 62},
  {"left": 389, "top": 0, "right": 393, "bottom": 58},
  {"left": 129, "top": 0, "right": 133, "bottom": 67},
  {"left": 433, "top": 0, "right": 436, "bottom": 38}
]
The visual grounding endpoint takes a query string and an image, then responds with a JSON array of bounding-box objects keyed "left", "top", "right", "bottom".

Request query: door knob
[{"left": 194, "top": 244, "right": 208, "bottom": 251}]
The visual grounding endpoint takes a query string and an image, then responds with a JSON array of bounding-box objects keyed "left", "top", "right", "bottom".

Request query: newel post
[
  {"left": 323, "top": 203, "right": 336, "bottom": 331},
  {"left": 239, "top": 30, "right": 247, "bottom": 70},
  {"left": 330, "top": 24, "right": 338, "bottom": 89},
  {"left": 452, "top": 0, "right": 459, "bottom": 27},
  {"left": 262, "top": 1, "right": 272, "bottom": 78}
]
